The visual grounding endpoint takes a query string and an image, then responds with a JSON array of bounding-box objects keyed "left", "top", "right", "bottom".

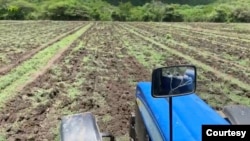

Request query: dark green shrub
[
  {"left": 229, "top": 7, "right": 250, "bottom": 22},
  {"left": 45, "top": 1, "right": 91, "bottom": 20},
  {"left": 209, "top": 8, "right": 229, "bottom": 22},
  {"left": 5, "top": 0, "right": 37, "bottom": 20},
  {"left": 162, "top": 5, "right": 184, "bottom": 22},
  {"left": 90, "top": 8, "right": 100, "bottom": 21},
  {"left": 111, "top": 11, "right": 126, "bottom": 21}
]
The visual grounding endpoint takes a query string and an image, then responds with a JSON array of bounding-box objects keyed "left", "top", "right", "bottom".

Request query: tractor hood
[{"left": 135, "top": 82, "right": 229, "bottom": 141}]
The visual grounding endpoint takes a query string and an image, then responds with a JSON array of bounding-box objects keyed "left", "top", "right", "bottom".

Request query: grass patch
[
  {"left": 82, "top": 56, "right": 90, "bottom": 63},
  {"left": 72, "top": 41, "right": 84, "bottom": 52},
  {"left": 67, "top": 87, "right": 80, "bottom": 99},
  {"left": 52, "top": 124, "right": 60, "bottom": 141},
  {"left": 238, "top": 59, "right": 250, "bottom": 67},
  {"left": 0, "top": 55, "right": 9, "bottom": 66},
  {"left": 228, "top": 94, "right": 250, "bottom": 105},
  {"left": 102, "top": 114, "right": 112, "bottom": 123},
  {"left": 0, "top": 23, "right": 93, "bottom": 109},
  {"left": 123, "top": 25, "right": 250, "bottom": 92},
  {"left": 115, "top": 134, "right": 129, "bottom": 141},
  {"left": 31, "top": 88, "right": 50, "bottom": 106},
  {"left": 0, "top": 134, "right": 6, "bottom": 141},
  {"left": 123, "top": 40, "right": 167, "bottom": 69},
  {"left": 121, "top": 24, "right": 250, "bottom": 108}
]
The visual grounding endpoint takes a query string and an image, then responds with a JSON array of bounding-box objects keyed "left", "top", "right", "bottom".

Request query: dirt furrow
[
  {"left": 0, "top": 23, "right": 94, "bottom": 140},
  {"left": 169, "top": 22, "right": 250, "bottom": 35},
  {"left": 115, "top": 24, "right": 233, "bottom": 108},
  {"left": 134, "top": 24, "right": 250, "bottom": 70},
  {"left": 0, "top": 22, "right": 84, "bottom": 69},
  {"left": 0, "top": 22, "right": 249, "bottom": 141},
  {"left": 0, "top": 22, "right": 151, "bottom": 141},
  {"left": 149, "top": 23, "right": 250, "bottom": 43},
  {"left": 124, "top": 24, "right": 250, "bottom": 87},
  {"left": 116, "top": 23, "right": 249, "bottom": 109},
  {"left": 130, "top": 23, "right": 250, "bottom": 64},
  {"left": 0, "top": 24, "right": 84, "bottom": 76}
]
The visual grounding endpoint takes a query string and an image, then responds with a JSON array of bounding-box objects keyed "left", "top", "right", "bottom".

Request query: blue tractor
[{"left": 59, "top": 65, "right": 250, "bottom": 141}]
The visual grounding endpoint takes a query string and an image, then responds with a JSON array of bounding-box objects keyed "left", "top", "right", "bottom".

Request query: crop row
[
  {"left": 0, "top": 22, "right": 249, "bottom": 141},
  {"left": 166, "top": 22, "right": 250, "bottom": 34},
  {"left": 146, "top": 22, "right": 250, "bottom": 45},
  {"left": 0, "top": 23, "right": 92, "bottom": 109},
  {"left": 0, "top": 21, "right": 38, "bottom": 25},
  {"left": 0, "top": 23, "right": 97, "bottom": 140},
  {"left": 0, "top": 21, "right": 84, "bottom": 42},
  {"left": 116, "top": 23, "right": 250, "bottom": 108},
  {"left": 0, "top": 21, "right": 85, "bottom": 69},
  {"left": 0, "top": 22, "right": 149, "bottom": 141},
  {"left": 115, "top": 24, "right": 229, "bottom": 105},
  {"left": 132, "top": 23, "right": 250, "bottom": 66},
  {"left": 125, "top": 24, "right": 250, "bottom": 84}
]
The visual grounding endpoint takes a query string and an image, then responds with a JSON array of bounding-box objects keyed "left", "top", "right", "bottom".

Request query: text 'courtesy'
[{"left": 202, "top": 125, "right": 250, "bottom": 141}]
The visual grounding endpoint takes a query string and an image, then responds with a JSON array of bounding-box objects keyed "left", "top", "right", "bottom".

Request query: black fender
[
  {"left": 60, "top": 112, "right": 115, "bottom": 141},
  {"left": 223, "top": 105, "right": 250, "bottom": 124},
  {"left": 129, "top": 112, "right": 136, "bottom": 140},
  {"left": 134, "top": 104, "right": 150, "bottom": 141}
]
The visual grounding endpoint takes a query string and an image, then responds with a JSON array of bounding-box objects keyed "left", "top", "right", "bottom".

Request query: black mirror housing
[{"left": 151, "top": 65, "right": 197, "bottom": 98}]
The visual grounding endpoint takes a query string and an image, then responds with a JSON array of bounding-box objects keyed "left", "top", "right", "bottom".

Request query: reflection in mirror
[{"left": 152, "top": 66, "right": 196, "bottom": 97}]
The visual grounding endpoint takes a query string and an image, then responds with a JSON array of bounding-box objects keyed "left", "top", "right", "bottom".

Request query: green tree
[
  {"left": 44, "top": 1, "right": 91, "bottom": 20},
  {"left": 229, "top": 7, "right": 250, "bottom": 22},
  {"left": 118, "top": 1, "right": 133, "bottom": 21},
  {"left": 5, "top": 0, "right": 37, "bottom": 20},
  {"left": 208, "top": 7, "right": 229, "bottom": 22},
  {"left": 162, "top": 5, "right": 183, "bottom": 22}
]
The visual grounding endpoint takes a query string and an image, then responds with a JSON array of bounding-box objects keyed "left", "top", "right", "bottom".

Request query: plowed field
[{"left": 0, "top": 21, "right": 249, "bottom": 141}]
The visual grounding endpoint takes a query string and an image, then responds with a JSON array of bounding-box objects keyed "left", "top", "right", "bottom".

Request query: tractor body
[
  {"left": 59, "top": 65, "right": 250, "bottom": 141},
  {"left": 132, "top": 82, "right": 229, "bottom": 141}
]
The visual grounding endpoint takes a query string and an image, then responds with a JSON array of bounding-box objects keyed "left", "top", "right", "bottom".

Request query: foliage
[
  {"left": 0, "top": 0, "right": 249, "bottom": 22},
  {"left": 208, "top": 6, "right": 230, "bottom": 22},
  {"left": 43, "top": 1, "right": 91, "bottom": 20},
  {"left": 229, "top": 7, "right": 250, "bottom": 22},
  {"left": 1, "top": 0, "right": 37, "bottom": 20},
  {"left": 162, "top": 5, "right": 184, "bottom": 22},
  {"left": 160, "top": 0, "right": 216, "bottom": 6}
]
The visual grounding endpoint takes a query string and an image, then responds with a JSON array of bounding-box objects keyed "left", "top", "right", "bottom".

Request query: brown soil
[
  {"left": 0, "top": 23, "right": 150, "bottom": 141},
  {"left": 152, "top": 23, "right": 250, "bottom": 44},
  {"left": 0, "top": 25, "right": 83, "bottom": 76},
  {"left": 117, "top": 23, "right": 248, "bottom": 110},
  {"left": 132, "top": 24, "right": 250, "bottom": 62},
  {"left": 127, "top": 24, "right": 250, "bottom": 87},
  {"left": 0, "top": 22, "right": 249, "bottom": 141},
  {"left": 176, "top": 23, "right": 250, "bottom": 35}
]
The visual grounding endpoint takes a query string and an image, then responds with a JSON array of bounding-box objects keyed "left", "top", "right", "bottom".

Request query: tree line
[{"left": 0, "top": 0, "right": 249, "bottom": 22}]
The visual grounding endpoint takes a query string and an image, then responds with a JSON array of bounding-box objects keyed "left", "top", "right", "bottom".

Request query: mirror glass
[{"left": 151, "top": 65, "right": 196, "bottom": 97}]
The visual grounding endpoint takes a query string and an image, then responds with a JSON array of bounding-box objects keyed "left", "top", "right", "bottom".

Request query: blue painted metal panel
[{"left": 136, "top": 82, "right": 230, "bottom": 141}]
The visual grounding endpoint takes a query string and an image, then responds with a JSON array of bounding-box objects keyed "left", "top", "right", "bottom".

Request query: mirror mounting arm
[
  {"left": 169, "top": 97, "right": 173, "bottom": 141},
  {"left": 151, "top": 65, "right": 197, "bottom": 141}
]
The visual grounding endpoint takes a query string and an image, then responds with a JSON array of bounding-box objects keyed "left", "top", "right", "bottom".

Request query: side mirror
[{"left": 151, "top": 65, "right": 196, "bottom": 98}]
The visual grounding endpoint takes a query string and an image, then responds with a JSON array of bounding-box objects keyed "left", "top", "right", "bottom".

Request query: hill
[
  {"left": 0, "top": 0, "right": 249, "bottom": 22},
  {"left": 103, "top": 0, "right": 216, "bottom": 6}
]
